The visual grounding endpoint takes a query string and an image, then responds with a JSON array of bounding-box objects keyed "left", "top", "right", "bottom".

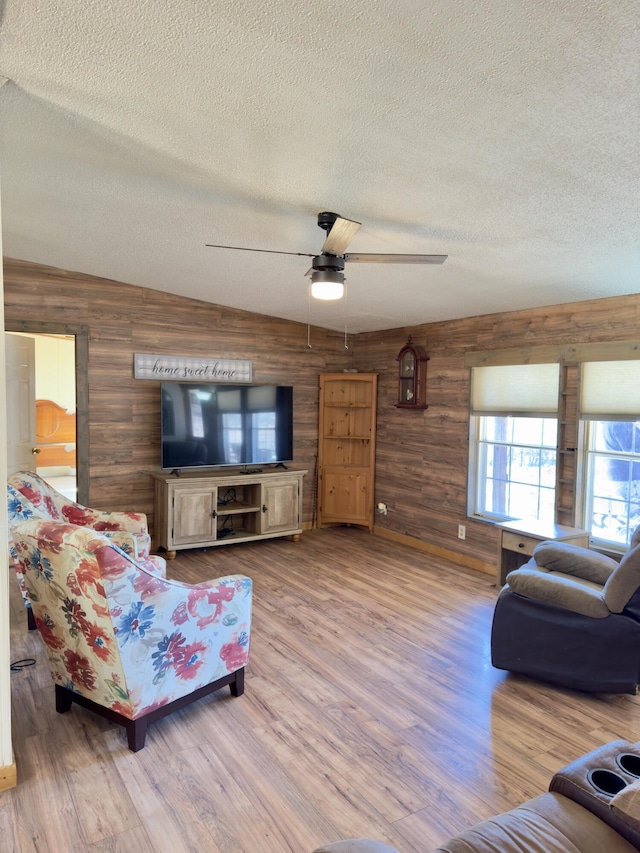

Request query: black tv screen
[{"left": 161, "top": 383, "right": 293, "bottom": 470}]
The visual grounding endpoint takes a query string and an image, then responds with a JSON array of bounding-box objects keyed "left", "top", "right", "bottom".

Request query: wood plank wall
[
  {"left": 2, "top": 258, "right": 352, "bottom": 529},
  {"left": 5, "top": 257, "right": 640, "bottom": 572},
  {"left": 353, "top": 296, "right": 640, "bottom": 568}
]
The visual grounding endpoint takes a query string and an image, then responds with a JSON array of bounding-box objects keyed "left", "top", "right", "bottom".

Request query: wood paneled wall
[
  {"left": 3, "top": 258, "right": 353, "bottom": 528},
  {"left": 353, "top": 296, "right": 640, "bottom": 569},
  {"left": 5, "top": 257, "right": 640, "bottom": 572}
]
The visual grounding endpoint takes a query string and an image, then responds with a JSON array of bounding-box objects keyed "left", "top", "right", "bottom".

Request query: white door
[{"left": 5, "top": 333, "right": 36, "bottom": 474}]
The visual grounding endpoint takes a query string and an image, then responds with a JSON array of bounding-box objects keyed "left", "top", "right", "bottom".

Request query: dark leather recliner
[{"left": 491, "top": 527, "right": 640, "bottom": 693}]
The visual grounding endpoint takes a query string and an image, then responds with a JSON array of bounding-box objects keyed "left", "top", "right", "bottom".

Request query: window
[
  {"left": 469, "top": 363, "right": 560, "bottom": 523},
  {"left": 579, "top": 360, "right": 640, "bottom": 548},
  {"left": 466, "top": 349, "right": 640, "bottom": 543},
  {"left": 583, "top": 420, "right": 640, "bottom": 547},
  {"left": 473, "top": 416, "right": 558, "bottom": 523}
]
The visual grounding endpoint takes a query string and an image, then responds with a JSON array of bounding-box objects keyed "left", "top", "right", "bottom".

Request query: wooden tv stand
[{"left": 152, "top": 468, "right": 306, "bottom": 558}]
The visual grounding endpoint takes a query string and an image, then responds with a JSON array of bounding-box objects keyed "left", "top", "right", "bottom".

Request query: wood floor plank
[
  {"left": 5, "top": 527, "right": 640, "bottom": 852},
  {"left": 168, "top": 743, "right": 295, "bottom": 853},
  {"left": 54, "top": 714, "right": 142, "bottom": 845},
  {"left": 113, "top": 744, "right": 225, "bottom": 853},
  {"left": 0, "top": 798, "right": 19, "bottom": 852},
  {"left": 89, "top": 825, "right": 156, "bottom": 853},
  {"left": 11, "top": 733, "right": 87, "bottom": 852}
]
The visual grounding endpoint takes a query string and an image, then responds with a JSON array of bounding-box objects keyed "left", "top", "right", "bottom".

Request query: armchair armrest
[
  {"left": 136, "top": 554, "right": 166, "bottom": 578},
  {"left": 533, "top": 541, "right": 617, "bottom": 585},
  {"left": 61, "top": 504, "right": 149, "bottom": 537},
  {"left": 103, "top": 529, "right": 151, "bottom": 560},
  {"left": 506, "top": 567, "right": 610, "bottom": 618},
  {"left": 58, "top": 506, "right": 151, "bottom": 558}
]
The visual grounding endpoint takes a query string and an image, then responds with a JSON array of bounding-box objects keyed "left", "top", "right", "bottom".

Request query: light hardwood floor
[{"left": 3, "top": 528, "right": 639, "bottom": 852}]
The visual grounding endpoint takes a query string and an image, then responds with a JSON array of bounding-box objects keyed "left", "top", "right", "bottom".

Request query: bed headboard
[{"left": 35, "top": 399, "right": 76, "bottom": 469}]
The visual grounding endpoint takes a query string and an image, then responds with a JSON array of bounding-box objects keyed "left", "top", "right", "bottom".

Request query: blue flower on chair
[
  {"left": 7, "top": 492, "right": 34, "bottom": 523},
  {"left": 30, "top": 551, "right": 54, "bottom": 582},
  {"left": 117, "top": 601, "right": 155, "bottom": 645}
]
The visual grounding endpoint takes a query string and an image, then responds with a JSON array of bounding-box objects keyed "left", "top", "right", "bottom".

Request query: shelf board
[
  {"left": 217, "top": 504, "right": 261, "bottom": 515},
  {"left": 216, "top": 528, "right": 257, "bottom": 542},
  {"left": 323, "top": 402, "right": 372, "bottom": 408},
  {"left": 323, "top": 435, "right": 371, "bottom": 440}
]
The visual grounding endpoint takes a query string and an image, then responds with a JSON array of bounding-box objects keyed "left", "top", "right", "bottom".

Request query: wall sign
[{"left": 134, "top": 353, "right": 252, "bottom": 383}]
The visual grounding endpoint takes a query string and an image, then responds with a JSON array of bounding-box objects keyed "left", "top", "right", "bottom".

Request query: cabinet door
[
  {"left": 172, "top": 487, "right": 217, "bottom": 545},
  {"left": 319, "top": 470, "right": 372, "bottom": 528},
  {"left": 261, "top": 478, "right": 300, "bottom": 534}
]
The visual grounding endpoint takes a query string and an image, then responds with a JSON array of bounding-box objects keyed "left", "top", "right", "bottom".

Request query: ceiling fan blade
[
  {"left": 206, "top": 244, "right": 315, "bottom": 258},
  {"left": 321, "top": 217, "right": 361, "bottom": 256},
  {"left": 344, "top": 253, "right": 448, "bottom": 265}
]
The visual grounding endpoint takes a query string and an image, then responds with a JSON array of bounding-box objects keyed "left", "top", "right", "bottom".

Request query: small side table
[{"left": 496, "top": 518, "right": 589, "bottom": 587}]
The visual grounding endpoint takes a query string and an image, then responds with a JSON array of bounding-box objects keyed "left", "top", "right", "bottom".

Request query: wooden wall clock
[{"left": 396, "top": 337, "right": 429, "bottom": 409}]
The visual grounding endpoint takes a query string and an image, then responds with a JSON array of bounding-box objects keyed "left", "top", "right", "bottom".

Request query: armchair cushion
[
  {"left": 505, "top": 567, "right": 610, "bottom": 618},
  {"left": 532, "top": 541, "right": 617, "bottom": 585}
]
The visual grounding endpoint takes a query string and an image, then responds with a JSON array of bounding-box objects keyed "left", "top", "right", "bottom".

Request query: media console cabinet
[{"left": 152, "top": 469, "right": 306, "bottom": 558}]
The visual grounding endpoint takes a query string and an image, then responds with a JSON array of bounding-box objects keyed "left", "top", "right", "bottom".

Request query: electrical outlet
[
  {"left": 458, "top": 524, "right": 466, "bottom": 539},
  {"left": 377, "top": 502, "right": 388, "bottom": 516}
]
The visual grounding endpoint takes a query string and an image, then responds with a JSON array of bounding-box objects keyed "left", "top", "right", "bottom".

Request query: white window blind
[
  {"left": 581, "top": 361, "right": 640, "bottom": 419},
  {"left": 471, "top": 364, "right": 560, "bottom": 416}
]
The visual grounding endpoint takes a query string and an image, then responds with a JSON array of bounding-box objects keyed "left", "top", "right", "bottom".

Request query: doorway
[
  {"left": 4, "top": 321, "right": 89, "bottom": 505},
  {"left": 5, "top": 332, "right": 77, "bottom": 498}
]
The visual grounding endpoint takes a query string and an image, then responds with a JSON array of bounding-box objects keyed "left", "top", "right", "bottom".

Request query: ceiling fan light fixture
[{"left": 310, "top": 269, "right": 345, "bottom": 300}]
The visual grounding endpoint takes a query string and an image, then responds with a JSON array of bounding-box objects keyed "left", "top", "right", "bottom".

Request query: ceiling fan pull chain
[
  {"left": 307, "top": 286, "right": 312, "bottom": 349},
  {"left": 344, "top": 281, "right": 349, "bottom": 350}
]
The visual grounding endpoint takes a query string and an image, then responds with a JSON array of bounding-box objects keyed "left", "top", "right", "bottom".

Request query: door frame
[{"left": 5, "top": 320, "right": 89, "bottom": 505}]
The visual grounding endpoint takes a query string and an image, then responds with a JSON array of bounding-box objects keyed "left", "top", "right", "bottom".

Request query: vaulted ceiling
[{"left": 0, "top": 1, "right": 637, "bottom": 332}]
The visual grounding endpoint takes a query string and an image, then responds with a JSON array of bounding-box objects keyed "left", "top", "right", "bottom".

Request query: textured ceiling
[{"left": 0, "top": 0, "right": 638, "bottom": 332}]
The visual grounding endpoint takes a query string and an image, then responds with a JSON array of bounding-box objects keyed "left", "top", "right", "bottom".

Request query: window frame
[
  {"left": 578, "top": 418, "right": 640, "bottom": 551},
  {"left": 468, "top": 414, "right": 559, "bottom": 524}
]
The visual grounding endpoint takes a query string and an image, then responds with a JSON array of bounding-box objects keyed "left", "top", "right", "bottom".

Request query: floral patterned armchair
[
  {"left": 9, "top": 470, "right": 153, "bottom": 559},
  {"left": 11, "top": 519, "right": 251, "bottom": 751},
  {"left": 7, "top": 473, "right": 166, "bottom": 630}
]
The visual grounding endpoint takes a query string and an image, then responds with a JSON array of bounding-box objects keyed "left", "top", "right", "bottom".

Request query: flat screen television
[{"left": 161, "top": 382, "right": 294, "bottom": 470}]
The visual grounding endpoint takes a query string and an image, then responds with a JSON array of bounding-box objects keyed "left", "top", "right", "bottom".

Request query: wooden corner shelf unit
[{"left": 317, "top": 373, "right": 377, "bottom": 531}]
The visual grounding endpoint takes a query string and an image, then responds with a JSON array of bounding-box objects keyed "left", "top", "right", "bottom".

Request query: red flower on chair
[
  {"left": 187, "top": 584, "right": 236, "bottom": 628},
  {"left": 220, "top": 634, "right": 249, "bottom": 671},
  {"left": 63, "top": 650, "right": 97, "bottom": 691}
]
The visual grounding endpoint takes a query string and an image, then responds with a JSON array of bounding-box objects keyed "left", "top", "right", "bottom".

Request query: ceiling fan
[{"left": 206, "top": 212, "right": 447, "bottom": 300}]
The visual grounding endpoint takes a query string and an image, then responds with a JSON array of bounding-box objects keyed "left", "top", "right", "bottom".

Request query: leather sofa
[{"left": 311, "top": 740, "right": 640, "bottom": 852}]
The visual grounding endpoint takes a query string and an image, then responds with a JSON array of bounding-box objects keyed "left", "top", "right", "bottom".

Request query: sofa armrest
[
  {"left": 549, "top": 739, "right": 640, "bottom": 850},
  {"left": 611, "top": 779, "right": 640, "bottom": 834},
  {"left": 505, "top": 567, "right": 610, "bottom": 617},
  {"left": 533, "top": 541, "right": 617, "bottom": 584}
]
